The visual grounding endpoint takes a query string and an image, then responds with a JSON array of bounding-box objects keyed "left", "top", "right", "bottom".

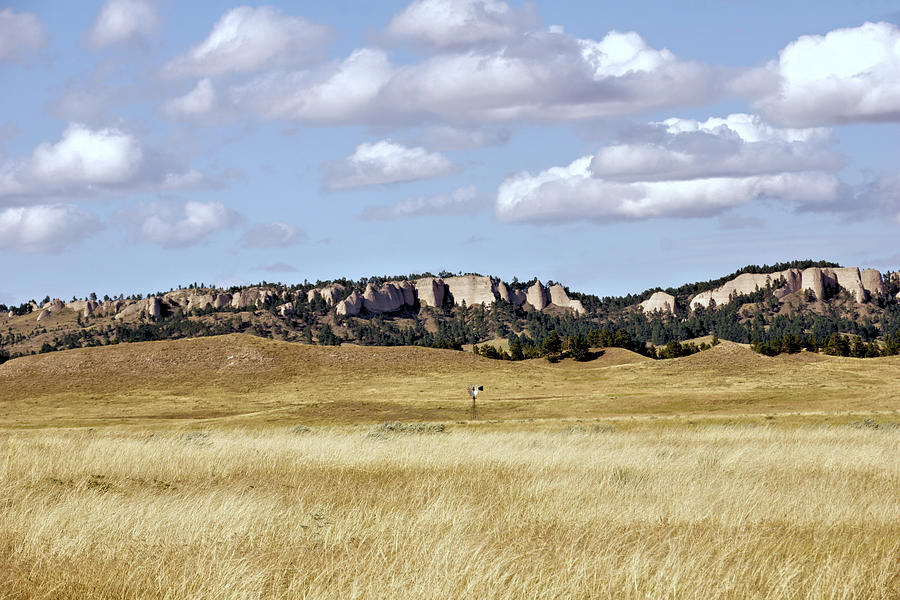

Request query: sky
[{"left": 3, "top": 0, "right": 900, "bottom": 305}]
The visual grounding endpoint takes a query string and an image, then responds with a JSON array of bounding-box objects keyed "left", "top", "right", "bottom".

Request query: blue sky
[{"left": 2, "top": 0, "right": 900, "bottom": 305}]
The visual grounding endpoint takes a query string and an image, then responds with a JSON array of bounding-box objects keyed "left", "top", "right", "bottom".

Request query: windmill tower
[{"left": 467, "top": 383, "right": 483, "bottom": 420}]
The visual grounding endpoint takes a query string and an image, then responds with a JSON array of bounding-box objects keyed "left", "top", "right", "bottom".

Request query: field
[{"left": 1, "top": 334, "right": 899, "bottom": 598}]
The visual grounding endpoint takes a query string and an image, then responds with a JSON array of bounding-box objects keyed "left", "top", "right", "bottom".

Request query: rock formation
[
  {"left": 690, "top": 267, "right": 885, "bottom": 310},
  {"left": 861, "top": 269, "right": 885, "bottom": 297},
  {"left": 415, "top": 277, "right": 445, "bottom": 308},
  {"left": 334, "top": 275, "right": 585, "bottom": 315},
  {"left": 308, "top": 284, "right": 347, "bottom": 305},
  {"left": 444, "top": 275, "right": 499, "bottom": 306},
  {"left": 114, "top": 297, "right": 161, "bottom": 321},
  {"left": 35, "top": 299, "right": 66, "bottom": 321},
  {"left": 231, "top": 288, "right": 275, "bottom": 309},
  {"left": 278, "top": 302, "right": 294, "bottom": 317},
  {"left": 547, "top": 284, "right": 586, "bottom": 314},
  {"left": 362, "top": 282, "right": 414, "bottom": 313},
  {"left": 525, "top": 281, "right": 549, "bottom": 310},
  {"left": 640, "top": 291, "right": 678, "bottom": 316},
  {"left": 335, "top": 291, "right": 363, "bottom": 316}
]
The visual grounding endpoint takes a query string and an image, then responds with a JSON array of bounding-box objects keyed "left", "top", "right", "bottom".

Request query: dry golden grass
[
  {"left": 2, "top": 334, "right": 900, "bottom": 427},
  {"left": 1, "top": 424, "right": 898, "bottom": 599}
]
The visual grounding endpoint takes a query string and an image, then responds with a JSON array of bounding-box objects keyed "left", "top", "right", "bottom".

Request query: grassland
[
  {"left": 2, "top": 334, "right": 900, "bottom": 427},
  {"left": 1, "top": 334, "right": 899, "bottom": 598},
  {"left": 1, "top": 425, "right": 898, "bottom": 599}
]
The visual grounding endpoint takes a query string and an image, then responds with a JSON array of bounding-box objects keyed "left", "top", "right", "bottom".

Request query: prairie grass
[
  {"left": 4, "top": 335, "right": 900, "bottom": 427},
  {"left": 1, "top": 424, "right": 898, "bottom": 599}
]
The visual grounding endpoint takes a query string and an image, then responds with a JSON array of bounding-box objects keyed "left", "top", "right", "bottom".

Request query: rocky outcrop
[
  {"left": 861, "top": 269, "right": 885, "bottom": 297},
  {"left": 335, "top": 291, "right": 363, "bottom": 316},
  {"left": 547, "top": 284, "right": 585, "bottom": 314},
  {"left": 640, "top": 291, "right": 678, "bottom": 316},
  {"left": 444, "top": 275, "right": 499, "bottom": 306},
  {"left": 278, "top": 302, "right": 294, "bottom": 317},
  {"left": 691, "top": 266, "right": 885, "bottom": 310},
  {"left": 114, "top": 297, "right": 161, "bottom": 321},
  {"left": 187, "top": 294, "right": 214, "bottom": 311},
  {"left": 525, "top": 281, "right": 549, "bottom": 310},
  {"left": 690, "top": 271, "right": 798, "bottom": 310},
  {"left": 415, "top": 277, "right": 446, "bottom": 308},
  {"left": 308, "top": 284, "right": 348, "bottom": 305},
  {"left": 35, "top": 299, "right": 66, "bottom": 321},
  {"left": 362, "top": 282, "right": 414, "bottom": 313},
  {"left": 66, "top": 299, "right": 99, "bottom": 318},
  {"left": 231, "top": 288, "right": 275, "bottom": 309},
  {"left": 800, "top": 268, "right": 825, "bottom": 302}
]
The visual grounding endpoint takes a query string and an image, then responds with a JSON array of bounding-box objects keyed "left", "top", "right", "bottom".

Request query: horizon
[{"left": 3, "top": 1, "right": 900, "bottom": 305}]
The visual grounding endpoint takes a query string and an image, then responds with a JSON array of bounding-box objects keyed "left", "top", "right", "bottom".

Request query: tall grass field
[{"left": 1, "top": 424, "right": 898, "bottom": 599}]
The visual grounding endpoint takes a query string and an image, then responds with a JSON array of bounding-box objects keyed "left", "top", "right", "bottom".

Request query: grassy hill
[{"left": 3, "top": 334, "right": 899, "bottom": 428}]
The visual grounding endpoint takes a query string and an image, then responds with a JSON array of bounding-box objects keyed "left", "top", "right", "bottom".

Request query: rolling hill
[{"left": 2, "top": 334, "right": 898, "bottom": 428}]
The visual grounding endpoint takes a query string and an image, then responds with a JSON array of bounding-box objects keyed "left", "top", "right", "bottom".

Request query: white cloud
[
  {"left": 0, "top": 205, "right": 102, "bottom": 253},
  {"left": 323, "top": 140, "right": 455, "bottom": 190},
  {"left": 415, "top": 125, "right": 510, "bottom": 150},
  {"left": 0, "top": 9, "right": 48, "bottom": 62},
  {"left": 497, "top": 156, "right": 843, "bottom": 223},
  {"left": 496, "top": 114, "right": 850, "bottom": 224},
  {"left": 87, "top": 0, "right": 159, "bottom": 48},
  {"left": 232, "top": 48, "right": 393, "bottom": 123},
  {"left": 0, "top": 123, "right": 203, "bottom": 203},
  {"left": 124, "top": 201, "right": 239, "bottom": 248},
  {"left": 231, "top": 29, "right": 717, "bottom": 125},
  {"left": 753, "top": 22, "right": 900, "bottom": 126},
  {"left": 383, "top": 0, "right": 538, "bottom": 49},
  {"left": 590, "top": 113, "right": 841, "bottom": 182},
  {"left": 162, "top": 6, "right": 333, "bottom": 79},
  {"left": 361, "top": 185, "right": 483, "bottom": 219},
  {"left": 31, "top": 123, "right": 142, "bottom": 185},
  {"left": 243, "top": 222, "right": 305, "bottom": 248},
  {"left": 162, "top": 78, "right": 220, "bottom": 120}
]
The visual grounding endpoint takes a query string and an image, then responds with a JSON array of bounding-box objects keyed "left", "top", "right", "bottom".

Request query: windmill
[{"left": 467, "top": 383, "right": 483, "bottom": 420}]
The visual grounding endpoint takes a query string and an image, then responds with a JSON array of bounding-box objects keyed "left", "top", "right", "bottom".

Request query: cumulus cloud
[
  {"left": 161, "top": 78, "right": 221, "bottom": 120},
  {"left": 415, "top": 125, "right": 510, "bottom": 150},
  {"left": 383, "top": 0, "right": 538, "bottom": 49},
  {"left": 498, "top": 157, "right": 843, "bottom": 222},
  {"left": 123, "top": 201, "right": 239, "bottom": 248},
  {"left": 162, "top": 6, "right": 333, "bottom": 79},
  {"left": 323, "top": 140, "right": 455, "bottom": 190},
  {"left": 590, "top": 113, "right": 842, "bottom": 182},
  {"left": 0, "top": 123, "right": 203, "bottom": 203},
  {"left": 231, "top": 28, "right": 717, "bottom": 125},
  {"left": 496, "top": 113, "right": 849, "bottom": 224},
  {"left": 31, "top": 123, "right": 143, "bottom": 185},
  {"left": 87, "top": 0, "right": 159, "bottom": 48},
  {"left": 0, "top": 205, "right": 102, "bottom": 253},
  {"left": 753, "top": 22, "right": 900, "bottom": 126},
  {"left": 232, "top": 48, "right": 393, "bottom": 123},
  {"left": 361, "top": 185, "right": 483, "bottom": 219},
  {"left": 243, "top": 222, "right": 305, "bottom": 248},
  {"left": 0, "top": 9, "right": 48, "bottom": 62}
]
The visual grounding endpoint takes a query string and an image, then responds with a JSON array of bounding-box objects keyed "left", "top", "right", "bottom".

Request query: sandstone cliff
[
  {"left": 444, "top": 275, "right": 499, "bottom": 306},
  {"left": 335, "top": 291, "right": 363, "bottom": 316},
  {"left": 690, "top": 267, "right": 885, "bottom": 310},
  {"left": 114, "top": 297, "right": 161, "bottom": 321},
  {"left": 414, "top": 277, "right": 445, "bottom": 308},
  {"left": 640, "top": 291, "right": 678, "bottom": 316},
  {"left": 547, "top": 283, "right": 586, "bottom": 314},
  {"left": 308, "top": 284, "right": 347, "bottom": 305}
]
